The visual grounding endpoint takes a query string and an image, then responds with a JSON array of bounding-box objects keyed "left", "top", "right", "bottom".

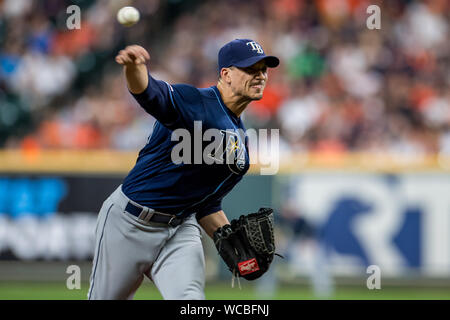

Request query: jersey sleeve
[
  {"left": 131, "top": 76, "right": 206, "bottom": 130},
  {"left": 130, "top": 73, "right": 180, "bottom": 128},
  {"left": 170, "top": 84, "right": 207, "bottom": 130},
  {"left": 195, "top": 198, "right": 222, "bottom": 220}
]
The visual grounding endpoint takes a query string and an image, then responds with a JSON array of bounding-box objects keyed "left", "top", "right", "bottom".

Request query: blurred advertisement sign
[
  {"left": 279, "top": 173, "right": 450, "bottom": 277},
  {"left": 1, "top": 172, "right": 449, "bottom": 279},
  {"left": 0, "top": 175, "right": 122, "bottom": 260}
]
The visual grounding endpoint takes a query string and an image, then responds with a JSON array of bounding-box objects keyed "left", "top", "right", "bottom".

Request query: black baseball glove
[{"left": 213, "top": 207, "right": 276, "bottom": 281}]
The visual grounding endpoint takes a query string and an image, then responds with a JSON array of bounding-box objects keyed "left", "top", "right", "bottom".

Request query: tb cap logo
[{"left": 246, "top": 41, "right": 264, "bottom": 54}]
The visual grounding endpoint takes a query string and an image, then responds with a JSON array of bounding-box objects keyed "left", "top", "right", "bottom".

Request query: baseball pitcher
[{"left": 87, "top": 39, "right": 280, "bottom": 300}]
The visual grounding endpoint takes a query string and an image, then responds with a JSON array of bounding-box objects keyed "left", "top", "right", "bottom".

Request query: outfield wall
[
  {"left": 0, "top": 151, "right": 449, "bottom": 280},
  {"left": 273, "top": 173, "right": 450, "bottom": 278}
]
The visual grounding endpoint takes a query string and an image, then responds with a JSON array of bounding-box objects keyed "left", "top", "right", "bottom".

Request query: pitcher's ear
[{"left": 220, "top": 67, "right": 233, "bottom": 85}]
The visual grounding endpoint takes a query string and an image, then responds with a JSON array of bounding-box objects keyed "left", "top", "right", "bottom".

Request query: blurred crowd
[{"left": 0, "top": 0, "right": 449, "bottom": 156}]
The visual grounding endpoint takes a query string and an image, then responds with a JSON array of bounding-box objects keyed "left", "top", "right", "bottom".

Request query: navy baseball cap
[{"left": 218, "top": 39, "right": 279, "bottom": 71}]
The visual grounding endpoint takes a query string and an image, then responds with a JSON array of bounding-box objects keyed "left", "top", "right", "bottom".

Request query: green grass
[{"left": 1, "top": 281, "right": 450, "bottom": 300}]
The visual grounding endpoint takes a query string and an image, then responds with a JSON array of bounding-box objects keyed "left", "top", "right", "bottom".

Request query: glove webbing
[{"left": 244, "top": 213, "right": 275, "bottom": 255}]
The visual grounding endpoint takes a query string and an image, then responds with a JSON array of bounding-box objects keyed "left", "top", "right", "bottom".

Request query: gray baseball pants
[{"left": 87, "top": 185, "right": 205, "bottom": 300}]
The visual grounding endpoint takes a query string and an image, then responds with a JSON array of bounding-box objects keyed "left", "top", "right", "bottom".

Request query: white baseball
[{"left": 117, "top": 6, "right": 140, "bottom": 27}]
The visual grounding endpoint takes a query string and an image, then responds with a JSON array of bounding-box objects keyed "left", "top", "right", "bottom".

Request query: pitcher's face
[{"left": 228, "top": 60, "right": 268, "bottom": 100}]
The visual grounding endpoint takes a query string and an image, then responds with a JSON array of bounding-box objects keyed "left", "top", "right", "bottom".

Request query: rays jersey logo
[{"left": 208, "top": 130, "right": 248, "bottom": 175}]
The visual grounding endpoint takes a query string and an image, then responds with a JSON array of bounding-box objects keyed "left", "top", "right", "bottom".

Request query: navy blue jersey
[{"left": 121, "top": 73, "right": 250, "bottom": 220}]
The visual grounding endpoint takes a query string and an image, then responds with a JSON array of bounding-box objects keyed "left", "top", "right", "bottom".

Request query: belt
[{"left": 125, "top": 202, "right": 183, "bottom": 227}]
